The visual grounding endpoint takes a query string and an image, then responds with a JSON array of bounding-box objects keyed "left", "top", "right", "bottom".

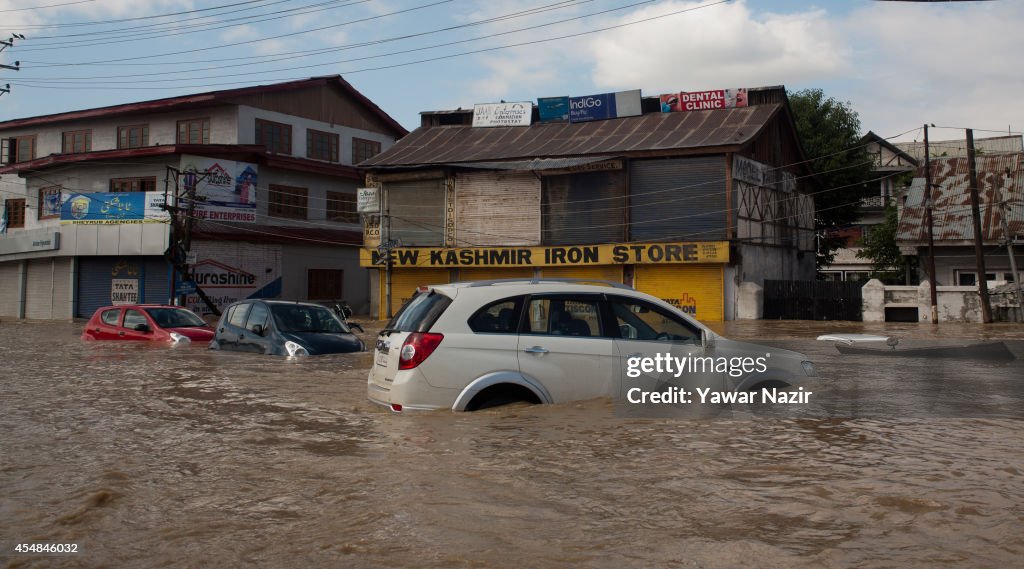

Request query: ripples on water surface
[{"left": 1, "top": 320, "right": 1022, "bottom": 568}]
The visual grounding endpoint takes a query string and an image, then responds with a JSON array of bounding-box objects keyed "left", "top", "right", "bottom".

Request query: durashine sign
[
  {"left": 472, "top": 102, "right": 532, "bottom": 127},
  {"left": 360, "top": 241, "right": 729, "bottom": 268}
]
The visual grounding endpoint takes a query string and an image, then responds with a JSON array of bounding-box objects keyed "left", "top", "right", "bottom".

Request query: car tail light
[
  {"left": 391, "top": 403, "right": 402, "bottom": 412},
  {"left": 397, "top": 332, "right": 443, "bottom": 370}
]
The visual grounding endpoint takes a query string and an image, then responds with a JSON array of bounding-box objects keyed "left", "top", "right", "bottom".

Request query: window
[
  {"left": 4, "top": 135, "right": 36, "bottom": 163},
  {"left": 177, "top": 118, "right": 210, "bottom": 144},
  {"left": 118, "top": 124, "right": 149, "bottom": 149},
  {"left": 307, "top": 129, "right": 339, "bottom": 162},
  {"left": 62, "top": 130, "right": 92, "bottom": 153},
  {"left": 255, "top": 119, "right": 292, "bottom": 154},
  {"left": 227, "top": 303, "right": 251, "bottom": 328},
  {"left": 100, "top": 309, "right": 121, "bottom": 326},
  {"left": 123, "top": 309, "right": 147, "bottom": 329},
  {"left": 352, "top": 137, "right": 381, "bottom": 164},
  {"left": 110, "top": 177, "right": 157, "bottom": 193},
  {"left": 268, "top": 184, "right": 308, "bottom": 219},
  {"left": 307, "top": 269, "right": 344, "bottom": 300},
  {"left": 609, "top": 297, "right": 697, "bottom": 344},
  {"left": 524, "top": 296, "right": 602, "bottom": 337},
  {"left": 4, "top": 198, "right": 26, "bottom": 228},
  {"left": 326, "top": 191, "right": 358, "bottom": 223},
  {"left": 245, "top": 303, "right": 269, "bottom": 333},
  {"left": 469, "top": 297, "right": 524, "bottom": 334},
  {"left": 38, "top": 186, "right": 62, "bottom": 219}
]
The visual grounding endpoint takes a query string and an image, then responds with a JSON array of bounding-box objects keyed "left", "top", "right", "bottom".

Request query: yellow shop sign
[{"left": 359, "top": 242, "right": 729, "bottom": 268}]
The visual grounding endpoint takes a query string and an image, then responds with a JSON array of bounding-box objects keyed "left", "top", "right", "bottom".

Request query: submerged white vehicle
[{"left": 368, "top": 279, "right": 817, "bottom": 412}]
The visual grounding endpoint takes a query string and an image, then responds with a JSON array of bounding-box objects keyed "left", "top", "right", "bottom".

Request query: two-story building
[
  {"left": 359, "top": 86, "right": 816, "bottom": 320},
  {"left": 0, "top": 75, "right": 406, "bottom": 319}
]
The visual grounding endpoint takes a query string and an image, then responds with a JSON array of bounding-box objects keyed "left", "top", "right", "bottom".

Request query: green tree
[
  {"left": 788, "top": 88, "right": 874, "bottom": 269},
  {"left": 857, "top": 204, "right": 915, "bottom": 284}
]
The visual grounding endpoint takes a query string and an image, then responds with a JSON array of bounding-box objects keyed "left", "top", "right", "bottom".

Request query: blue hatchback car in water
[{"left": 210, "top": 299, "right": 364, "bottom": 356}]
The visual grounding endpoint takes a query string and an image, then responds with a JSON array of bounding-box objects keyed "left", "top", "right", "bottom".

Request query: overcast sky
[{"left": 1, "top": 0, "right": 1020, "bottom": 144}]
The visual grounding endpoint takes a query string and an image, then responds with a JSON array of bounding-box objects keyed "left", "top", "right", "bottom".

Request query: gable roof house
[
  {"left": 358, "top": 86, "right": 817, "bottom": 320},
  {"left": 0, "top": 76, "right": 406, "bottom": 319}
]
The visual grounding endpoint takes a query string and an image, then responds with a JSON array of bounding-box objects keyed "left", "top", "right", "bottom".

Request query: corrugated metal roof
[
  {"left": 896, "top": 153, "right": 1024, "bottom": 245},
  {"left": 895, "top": 135, "right": 1023, "bottom": 163},
  {"left": 448, "top": 156, "right": 618, "bottom": 171},
  {"left": 361, "top": 104, "right": 782, "bottom": 168}
]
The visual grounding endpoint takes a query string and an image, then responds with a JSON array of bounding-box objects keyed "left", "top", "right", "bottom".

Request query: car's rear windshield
[
  {"left": 386, "top": 291, "right": 452, "bottom": 333},
  {"left": 144, "top": 308, "right": 206, "bottom": 328}
]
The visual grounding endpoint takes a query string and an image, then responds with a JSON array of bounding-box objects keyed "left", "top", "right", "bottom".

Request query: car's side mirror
[
  {"left": 134, "top": 323, "right": 151, "bottom": 333},
  {"left": 701, "top": 328, "right": 715, "bottom": 350},
  {"left": 252, "top": 324, "right": 265, "bottom": 337}
]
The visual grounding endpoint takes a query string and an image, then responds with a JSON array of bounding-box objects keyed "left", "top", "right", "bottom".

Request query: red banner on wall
[{"left": 660, "top": 88, "right": 748, "bottom": 112}]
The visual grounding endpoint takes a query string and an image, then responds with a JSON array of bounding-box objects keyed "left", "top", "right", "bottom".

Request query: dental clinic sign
[{"left": 568, "top": 90, "right": 642, "bottom": 123}]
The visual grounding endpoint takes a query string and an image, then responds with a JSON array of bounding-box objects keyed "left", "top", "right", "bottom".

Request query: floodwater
[{"left": 1, "top": 319, "right": 1023, "bottom": 568}]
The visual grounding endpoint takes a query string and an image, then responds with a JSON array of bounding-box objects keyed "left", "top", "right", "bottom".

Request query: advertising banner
[
  {"left": 183, "top": 242, "right": 282, "bottom": 315},
  {"left": 111, "top": 278, "right": 139, "bottom": 305},
  {"left": 360, "top": 241, "right": 729, "bottom": 268},
  {"left": 60, "top": 191, "right": 169, "bottom": 225},
  {"left": 568, "top": 89, "right": 642, "bottom": 123},
  {"left": 538, "top": 96, "right": 570, "bottom": 122},
  {"left": 660, "top": 88, "right": 748, "bottom": 112},
  {"left": 472, "top": 102, "right": 533, "bottom": 127},
  {"left": 179, "top": 155, "right": 258, "bottom": 223},
  {"left": 357, "top": 187, "right": 380, "bottom": 213}
]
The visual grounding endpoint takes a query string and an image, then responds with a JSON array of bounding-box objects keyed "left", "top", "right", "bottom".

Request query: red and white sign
[{"left": 660, "top": 88, "right": 748, "bottom": 113}]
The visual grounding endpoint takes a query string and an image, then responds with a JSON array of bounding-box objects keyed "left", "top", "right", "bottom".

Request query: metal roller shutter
[
  {"left": 77, "top": 257, "right": 112, "bottom": 318},
  {"left": 543, "top": 170, "right": 626, "bottom": 245},
  {"left": 539, "top": 265, "right": 622, "bottom": 285},
  {"left": 143, "top": 258, "right": 171, "bottom": 305},
  {"left": 634, "top": 264, "right": 724, "bottom": 322},
  {"left": 380, "top": 268, "right": 451, "bottom": 319},
  {"left": 0, "top": 261, "right": 23, "bottom": 317},
  {"left": 630, "top": 157, "right": 726, "bottom": 242},
  {"left": 456, "top": 267, "right": 534, "bottom": 283},
  {"left": 456, "top": 171, "right": 540, "bottom": 246},
  {"left": 386, "top": 179, "right": 445, "bottom": 246},
  {"left": 25, "top": 258, "right": 72, "bottom": 320}
]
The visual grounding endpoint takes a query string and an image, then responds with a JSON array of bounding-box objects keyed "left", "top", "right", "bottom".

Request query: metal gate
[{"left": 763, "top": 280, "right": 862, "bottom": 321}]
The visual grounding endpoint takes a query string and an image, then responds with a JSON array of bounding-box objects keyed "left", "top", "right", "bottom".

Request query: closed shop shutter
[
  {"left": 0, "top": 261, "right": 23, "bottom": 317},
  {"left": 539, "top": 265, "right": 622, "bottom": 284},
  {"left": 456, "top": 267, "right": 535, "bottom": 283},
  {"left": 634, "top": 264, "right": 724, "bottom": 321},
  {"left": 386, "top": 178, "right": 445, "bottom": 246},
  {"left": 630, "top": 157, "right": 726, "bottom": 242},
  {"left": 380, "top": 268, "right": 451, "bottom": 319},
  {"left": 543, "top": 170, "right": 626, "bottom": 244},
  {"left": 25, "top": 258, "right": 72, "bottom": 319},
  {"left": 456, "top": 171, "right": 540, "bottom": 246},
  {"left": 78, "top": 257, "right": 170, "bottom": 318},
  {"left": 78, "top": 257, "right": 113, "bottom": 318}
]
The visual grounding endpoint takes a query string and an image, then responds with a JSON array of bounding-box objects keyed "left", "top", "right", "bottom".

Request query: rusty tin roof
[
  {"left": 360, "top": 104, "right": 782, "bottom": 168},
  {"left": 897, "top": 153, "right": 1024, "bottom": 246}
]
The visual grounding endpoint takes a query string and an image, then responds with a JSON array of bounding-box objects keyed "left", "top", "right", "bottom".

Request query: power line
[{"left": 0, "top": 0, "right": 95, "bottom": 13}]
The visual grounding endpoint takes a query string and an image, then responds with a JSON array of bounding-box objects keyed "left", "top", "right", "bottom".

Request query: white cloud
[{"left": 588, "top": 0, "right": 846, "bottom": 93}]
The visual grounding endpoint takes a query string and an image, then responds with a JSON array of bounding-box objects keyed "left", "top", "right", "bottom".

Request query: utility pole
[
  {"left": 923, "top": 124, "right": 939, "bottom": 323},
  {"left": 0, "top": 34, "right": 24, "bottom": 98},
  {"left": 965, "top": 129, "right": 992, "bottom": 323},
  {"left": 162, "top": 166, "right": 221, "bottom": 316},
  {"left": 993, "top": 168, "right": 1023, "bottom": 322}
]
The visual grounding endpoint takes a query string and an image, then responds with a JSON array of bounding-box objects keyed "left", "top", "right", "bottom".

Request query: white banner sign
[
  {"left": 472, "top": 102, "right": 533, "bottom": 127},
  {"left": 357, "top": 187, "right": 380, "bottom": 213}
]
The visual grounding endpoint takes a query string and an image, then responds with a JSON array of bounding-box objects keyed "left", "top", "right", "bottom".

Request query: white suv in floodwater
[{"left": 367, "top": 279, "right": 817, "bottom": 412}]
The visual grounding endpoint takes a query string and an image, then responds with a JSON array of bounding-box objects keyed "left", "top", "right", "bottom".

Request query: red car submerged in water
[{"left": 82, "top": 305, "right": 215, "bottom": 344}]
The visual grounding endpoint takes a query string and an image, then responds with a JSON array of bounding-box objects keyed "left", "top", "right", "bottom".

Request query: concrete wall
[
  {"left": 280, "top": 244, "right": 370, "bottom": 315},
  {"left": 737, "top": 243, "right": 815, "bottom": 286},
  {"left": 918, "top": 245, "right": 1023, "bottom": 286},
  {"left": 237, "top": 105, "right": 396, "bottom": 166},
  {"left": 862, "top": 279, "right": 988, "bottom": 323}
]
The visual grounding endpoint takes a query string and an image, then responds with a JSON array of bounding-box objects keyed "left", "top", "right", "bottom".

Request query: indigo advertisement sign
[{"left": 568, "top": 90, "right": 642, "bottom": 123}]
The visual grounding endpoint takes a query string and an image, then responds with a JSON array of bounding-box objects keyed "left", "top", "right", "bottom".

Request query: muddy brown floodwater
[{"left": 1, "top": 319, "right": 1023, "bottom": 568}]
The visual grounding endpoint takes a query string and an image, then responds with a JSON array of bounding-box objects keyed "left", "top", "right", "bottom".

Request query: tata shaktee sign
[
  {"left": 180, "top": 155, "right": 258, "bottom": 223},
  {"left": 568, "top": 90, "right": 642, "bottom": 123},
  {"left": 60, "top": 192, "right": 168, "bottom": 224},
  {"left": 660, "top": 88, "right": 748, "bottom": 112}
]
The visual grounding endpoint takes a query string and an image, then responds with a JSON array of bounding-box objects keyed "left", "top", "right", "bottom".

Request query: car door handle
[
  {"left": 219, "top": 327, "right": 225, "bottom": 332},
  {"left": 239, "top": 334, "right": 245, "bottom": 340},
  {"left": 523, "top": 346, "right": 549, "bottom": 354},
  {"left": 118, "top": 331, "right": 125, "bottom": 336}
]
